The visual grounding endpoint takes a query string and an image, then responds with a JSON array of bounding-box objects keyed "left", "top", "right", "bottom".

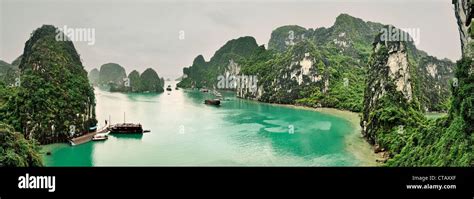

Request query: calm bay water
[{"left": 42, "top": 82, "right": 364, "bottom": 166}]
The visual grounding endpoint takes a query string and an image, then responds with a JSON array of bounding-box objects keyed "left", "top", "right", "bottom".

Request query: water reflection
[{"left": 110, "top": 134, "right": 144, "bottom": 140}]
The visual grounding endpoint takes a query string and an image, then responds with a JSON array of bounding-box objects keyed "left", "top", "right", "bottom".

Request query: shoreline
[
  {"left": 242, "top": 100, "right": 381, "bottom": 166},
  {"left": 311, "top": 108, "right": 381, "bottom": 166}
]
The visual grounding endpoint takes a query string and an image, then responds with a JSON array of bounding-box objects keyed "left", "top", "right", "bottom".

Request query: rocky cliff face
[
  {"left": 14, "top": 25, "right": 96, "bottom": 143},
  {"left": 177, "top": 36, "right": 263, "bottom": 89},
  {"left": 453, "top": 0, "right": 473, "bottom": 56},
  {"left": 98, "top": 63, "right": 127, "bottom": 85},
  {"left": 241, "top": 40, "right": 331, "bottom": 105},
  {"left": 361, "top": 32, "right": 418, "bottom": 145},
  {"left": 357, "top": 2, "right": 473, "bottom": 166},
  {"left": 179, "top": 14, "right": 455, "bottom": 113},
  {"left": 417, "top": 56, "right": 454, "bottom": 111},
  {"left": 0, "top": 60, "right": 18, "bottom": 85},
  {"left": 88, "top": 68, "right": 100, "bottom": 85},
  {"left": 239, "top": 14, "right": 453, "bottom": 112},
  {"left": 452, "top": 0, "right": 474, "bottom": 134}
]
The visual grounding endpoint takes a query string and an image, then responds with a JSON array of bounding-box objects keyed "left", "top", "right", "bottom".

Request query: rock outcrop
[
  {"left": 0, "top": 60, "right": 18, "bottom": 85},
  {"left": 358, "top": 1, "right": 473, "bottom": 166},
  {"left": 15, "top": 25, "right": 96, "bottom": 143},
  {"left": 98, "top": 63, "right": 127, "bottom": 85},
  {"left": 417, "top": 57, "right": 454, "bottom": 111},
  {"left": 88, "top": 68, "right": 100, "bottom": 85},
  {"left": 179, "top": 14, "right": 454, "bottom": 113},
  {"left": 361, "top": 31, "right": 419, "bottom": 145},
  {"left": 452, "top": 0, "right": 474, "bottom": 134},
  {"left": 177, "top": 36, "right": 263, "bottom": 89},
  {"left": 453, "top": 0, "right": 473, "bottom": 56}
]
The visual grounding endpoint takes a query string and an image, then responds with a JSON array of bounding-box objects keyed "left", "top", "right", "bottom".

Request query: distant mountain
[
  {"left": 0, "top": 60, "right": 18, "bottom": 85},
  {"left": 177, "top": 36, "right": 265, "bottom": 89},
  {"left": 268, "top": 14, "right": 391, "bottom": 61},
  {"left": 98, "top": 63, "right": 127, "bottom": 85},
  {"left": 264, "top": 14, "right": 453, "bottom": 111},
  {"left": 127, "top": 70, "right": 141, "bottom": 92},
  {"left": 88, "top": 68, "right": 100, "bottom": 85},
  {"left": 0, "top": 60, "right": 13, "bottom": 81},
  {"left": 139, "top": 68, "right": 164, "bottom": 93},
  {"left": 11, "top": 55, "right": 22, "bottom": 68},
  {"left": 106, "top": 68, "right": 164, "bottom": 93},
  {"left": 178, "top": 13, "right": 454, "bottom": 112}
]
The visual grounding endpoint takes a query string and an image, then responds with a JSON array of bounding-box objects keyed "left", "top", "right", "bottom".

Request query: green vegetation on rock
[
  {"left": 361, "top": 26, "right": 472, "bottom": 166},
  {"left": 177, "top": 36, "right": 264, "bottom": 89},
  {"left": 139, "top": 68, "right": 164, "bottom": 93},
  {"left": 384, "top": 58, "right": 472, "bottom": 166},
  {"left": 178, "top": 14, "right": 454, "bottom": 113},
  {"left": 108, "top": 68, "right": 164, "bottom": 93},
  {"left": 0, "top": 25, "right": 97, "bottom": 144},
  {"left": 98, "top": 63, "right": 127, "bottom": 85},
  {"left": 93, "top": 63, "right": 164, "bottom": 93},
  {"left": 88, "top": 68, "right": 100, "bottom": 85},
  {"left": 0, "top": 60, "right": 18, "bottom": 85},
  {"left": 0, "top": 123, "right": 42, "bottom": 167}
]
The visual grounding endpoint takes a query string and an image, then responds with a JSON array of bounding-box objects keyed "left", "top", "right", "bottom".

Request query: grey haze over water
[{"left": 0, "top": 0, "right": 461, "bottom": 79}]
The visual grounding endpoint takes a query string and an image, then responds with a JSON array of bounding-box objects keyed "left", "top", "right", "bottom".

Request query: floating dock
[{"left": 69, "top": 126, "right": 109, "bottom": 146}]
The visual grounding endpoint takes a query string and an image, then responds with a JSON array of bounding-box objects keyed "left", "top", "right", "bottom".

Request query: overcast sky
[{"left": 0, "top": 0, "right": 461, "bottom": 79}]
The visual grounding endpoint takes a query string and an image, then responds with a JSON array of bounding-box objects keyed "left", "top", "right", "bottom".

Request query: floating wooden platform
[{"left": 69, "top": 127, "right": 109, "bottom": 146}]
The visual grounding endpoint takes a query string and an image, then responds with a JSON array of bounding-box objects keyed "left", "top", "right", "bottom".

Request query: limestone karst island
[{"left": 0, "top": 0, "right": 472, "bottom": 168}]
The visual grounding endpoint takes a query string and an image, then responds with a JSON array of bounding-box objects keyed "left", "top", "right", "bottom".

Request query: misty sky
[{"left": 0, "top": 0, "right": 462, "bottom": 79}]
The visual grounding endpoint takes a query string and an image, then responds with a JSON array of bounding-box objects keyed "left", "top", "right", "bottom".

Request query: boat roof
[{"left": 113, "top": 123, "right": 142, "bottom": 127}]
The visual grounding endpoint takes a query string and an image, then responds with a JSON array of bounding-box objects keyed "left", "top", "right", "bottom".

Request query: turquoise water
[{"left": 42, "top": 82, "right": 363, "bottom": 166}]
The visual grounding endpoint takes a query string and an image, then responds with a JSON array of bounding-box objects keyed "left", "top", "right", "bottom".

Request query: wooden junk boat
[
  {"left": 109, "top": 123, "right": 144, "bottom": 134},
  {"left": 204, "top": 99, "right": 221, "bottom": 106}
]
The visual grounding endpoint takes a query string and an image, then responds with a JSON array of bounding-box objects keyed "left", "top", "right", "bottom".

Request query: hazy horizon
[{"left": 0, "top": 0, "right": 462, "bottom": 79}]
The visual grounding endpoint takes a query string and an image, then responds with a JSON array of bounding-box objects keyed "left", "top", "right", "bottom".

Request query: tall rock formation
[
  {"left": 358, "top": 2, "right": 473, "bottom": 166},
  {"left": 12, "top": 25, "right": 96, "bottom": 143},
  {"left": 88, "top": 68, "right": 100, "bottom": 85},
  {"left": 453, "top": 0, "right": 473, "bottom": 56},
  {"left": 180, "top": 14, "right": 453, "bottom": 112},
  {"left": 452, "top": 0, "right": 473, "bottom": 135},
  {"left": 177, "top": 36, "right": 263, "bottom": 89},
  {"left": 98, "top": 63, "right": 127, "bottom": 85},
  {"left": 361, "top": 30, "right": 422, "bottom": 147}
]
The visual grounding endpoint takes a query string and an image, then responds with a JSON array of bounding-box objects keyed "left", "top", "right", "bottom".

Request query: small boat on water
[
  {"left": 92, "top": 134, "right": 108, "bottom": 141},
  {"left": 200, "top": 88, "right": 209, "bottom": 92},
  {"left": 166, "top": 85, "right": 172, "bottom": 91},
  {"left": 205, "top": 99, "right": 221, "bottom": 106},
  {"left": 212, "top": 90, "right": 222, "bottom": 98},
  {"left": 175, "top": 87, "right": 179, "bottom": 90}
]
